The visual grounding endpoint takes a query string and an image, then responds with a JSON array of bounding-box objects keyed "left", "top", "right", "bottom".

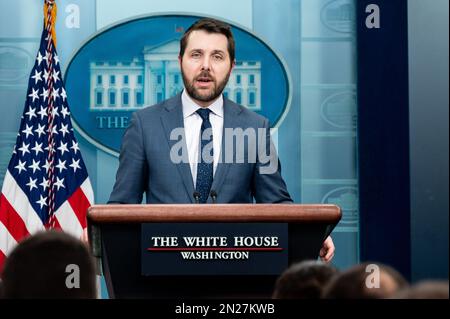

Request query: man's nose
[{"left": 201, "top": 56, "right": 211, "bottom": 71}]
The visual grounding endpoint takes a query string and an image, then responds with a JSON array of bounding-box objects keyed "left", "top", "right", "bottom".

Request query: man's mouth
[
  {"left": 196, "top": 77, "right": 213, "bottom": 83},
  {"left": 195, "top": 76, "right": 214, "bottom": 88}
]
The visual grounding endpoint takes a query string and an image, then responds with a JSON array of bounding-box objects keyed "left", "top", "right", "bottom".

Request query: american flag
[{"left": 0, "top": 1, "right": 94, "bottom": 272}]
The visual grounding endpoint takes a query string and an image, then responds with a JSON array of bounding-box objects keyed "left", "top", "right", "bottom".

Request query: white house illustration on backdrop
[{"left": 89, "top": 39, "right": 262, "bottom": 111}]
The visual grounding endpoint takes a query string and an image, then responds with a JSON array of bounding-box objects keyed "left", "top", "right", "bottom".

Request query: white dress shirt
[{"left": 182, "top": 89, "right": 223, "bottom": 188}]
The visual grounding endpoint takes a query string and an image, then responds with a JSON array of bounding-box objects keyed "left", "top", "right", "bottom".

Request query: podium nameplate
[{"left": 141, "top": 223, "right": 288, "bottom": 276}]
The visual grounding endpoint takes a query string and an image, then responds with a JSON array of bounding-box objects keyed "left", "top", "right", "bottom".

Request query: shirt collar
[{"left": 182, "top": 89, "right": 224, "bottom": 119}]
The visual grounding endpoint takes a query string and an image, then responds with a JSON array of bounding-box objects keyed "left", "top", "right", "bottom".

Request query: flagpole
[
  {"left": 43, "top": 0, "right": 57, "bottom": 228},
  {"left": 44, "top": 0, "right": 57, "bottom": 46}
]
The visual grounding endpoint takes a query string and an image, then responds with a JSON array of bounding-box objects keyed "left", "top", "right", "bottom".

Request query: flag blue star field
[{"left": 0, "top": 5, "right": 94, "bottom": 271}]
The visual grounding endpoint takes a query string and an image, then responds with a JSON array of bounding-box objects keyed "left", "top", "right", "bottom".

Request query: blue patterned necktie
[{"left": 195, "top": 108, "right": 213, "bottom": 203}]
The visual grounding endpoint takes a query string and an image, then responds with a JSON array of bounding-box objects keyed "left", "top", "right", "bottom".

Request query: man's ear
[
  {"left": 230, "top": 59, "right": 236, "bottom": 72},
  {"left": 178, "top": 55, "right": 182, "bottom": 66}
]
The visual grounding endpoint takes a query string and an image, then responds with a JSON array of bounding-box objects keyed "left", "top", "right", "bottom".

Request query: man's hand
[{"left": 319, "top": 236, "right": 335, "bottom": 262}]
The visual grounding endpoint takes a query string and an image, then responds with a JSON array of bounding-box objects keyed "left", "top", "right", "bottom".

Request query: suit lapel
[
  {"left": 160, "top": 94, "right": 196, "bottom": 203},
  {"left": 210, "top": 100, "right": 243, "bottom": 198}
]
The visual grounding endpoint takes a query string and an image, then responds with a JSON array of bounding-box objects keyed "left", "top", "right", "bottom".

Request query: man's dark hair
[
  {"left": 179, "top": 18, "right": 235, "bottom": 63},
  {"left": 1, "top": 231, "right": 96, "bottom": 299},
  {"left": 322, "top": 262, "right": 408, "bottom": 299},
  {"left": 272, "top": 260, "right": 339, "bottom": 299}
]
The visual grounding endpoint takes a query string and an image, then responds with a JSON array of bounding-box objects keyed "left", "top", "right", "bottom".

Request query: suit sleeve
[
  {"left": 252, "top": 118, "right": 293, "bottom": 203},
  {"left": 108, "top": 111, "right": 148, "bottom": 204}
]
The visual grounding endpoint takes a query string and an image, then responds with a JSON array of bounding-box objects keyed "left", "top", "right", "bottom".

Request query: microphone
[
  {"left": 210, "top": 190, "right": 217, "bottom": 204},
  {"left": 193, "top": 191, "right": 201, "bottom": 204}
]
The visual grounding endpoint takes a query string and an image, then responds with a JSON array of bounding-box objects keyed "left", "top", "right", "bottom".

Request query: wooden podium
[{"left": 87, "top": 204, "right": 341, "bottom": 298}]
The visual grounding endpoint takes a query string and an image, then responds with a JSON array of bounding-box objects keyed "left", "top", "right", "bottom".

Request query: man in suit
[{"left": 108, "top": 18, "right": 334, "bottom": 262}]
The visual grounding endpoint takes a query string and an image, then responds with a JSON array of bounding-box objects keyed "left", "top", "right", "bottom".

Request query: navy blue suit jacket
[{"left": 109, "top": 93, "right": 292, "bottom": 204}]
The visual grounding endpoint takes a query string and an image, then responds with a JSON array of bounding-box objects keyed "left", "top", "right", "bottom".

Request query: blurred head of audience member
[
  {"left": 1, "top": 230, "right": 96, "bottom": 299},
  {"left": 322, "top": 262, "right": 408, "bottom": 299},
  {"left": 392, "top": 280, "right": 449, "bottom": 299},
  {"left": 272, "top": 260, "right": 339, "bottom": 299}
]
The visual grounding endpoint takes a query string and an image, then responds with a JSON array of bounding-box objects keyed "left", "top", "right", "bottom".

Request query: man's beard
[{"left": 181, "top": 68, "right": 230, "bottom": 103}]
